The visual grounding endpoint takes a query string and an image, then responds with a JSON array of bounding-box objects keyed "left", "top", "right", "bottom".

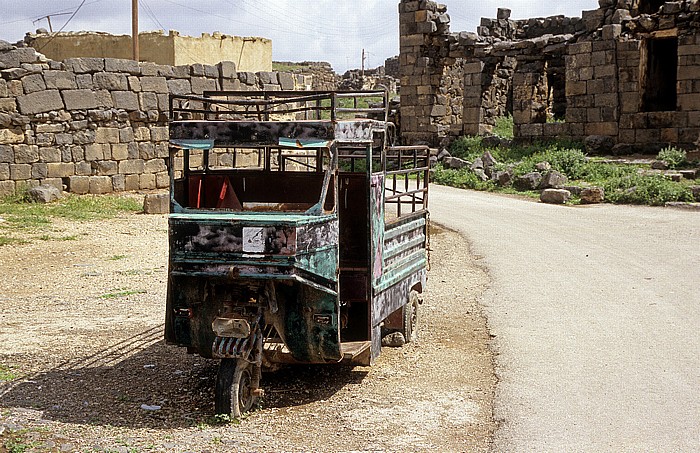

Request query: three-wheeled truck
[{"left": 165, "top": 90, "right": 429, "bottom": 417}]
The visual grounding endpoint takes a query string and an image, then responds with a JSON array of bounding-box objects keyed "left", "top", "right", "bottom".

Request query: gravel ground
[{"left": 0, "top": 204, "right": 496, "bottom": 452}]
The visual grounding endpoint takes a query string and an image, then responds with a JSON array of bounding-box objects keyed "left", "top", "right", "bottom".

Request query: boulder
[
  {"left": 495, "top": 170, "right": 513, "bottom": 186},
  {"left": 539, "top": 171, "right": 568, "bottom": 189},
  {"left": 381, "top": 331, "right": 406, "bottom": 347},
  {"left": 691, "top": 186, "right": 700, "bottom": 202},
  {"left": 581, "top": 187, "right": 605, "bottom": 204},
  {"left": 540, "top": 189, "right": 571, "bottom": 204},
  {"left": 443, "top": 156, "right": 469, "bottom": 170},
  {"left": 651, "top": 160, "right": 669, "bottom": 170},
  {"left": 473, "top": 168, "right": 489, "bottom": 182},
  {"left": 143, "top": 193, "right": 169, "bottom": 214},
  {"left": 584, "top": 135, "right": 615, "bottom": 155},
  {"left": 535, "top": 161, "right": 552, "bottom": 172},
  {"left": 514, "top": 172, "right": 542, "bottom": 191},
  {"left": 470, "top": 157, "right": 484, "bottom": 170},
  {"left": 482, "top": 151, "right": 498, "bottom": 168},
  {"left": 28, "top": 184, "right": 62, "bottom": 203},
  {"left": 437, "top": 148, "right": 451, "bottom": 161}
]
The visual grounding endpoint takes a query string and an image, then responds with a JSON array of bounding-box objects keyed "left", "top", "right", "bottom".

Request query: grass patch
[
  {"left": 657, "top": 146, "right": 688, "bottom": 169},
  {"left": 439, "top": 130, "right": 695, "bottom": 206},
  {"left": 493, "top": 115, "right": 514, "bottom": 139},
  {"left": 108, "top": 254, "right": 128, "bottom": 261},
  {"left": 99, "top": 288, "right": 147, "bottom": 300},
  {"left": 0, "top": 194, "right": 141, "bottom": 246},
  {"left": 0, "top": 364, "right": 18, "bottom": 381}
]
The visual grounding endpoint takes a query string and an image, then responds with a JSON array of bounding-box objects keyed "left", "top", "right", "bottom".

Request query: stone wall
[
  {"left": 25, "top": 30, "right": 273, "bottom": 72},
  {"left": 398, "top": 0, "right": 700, "bottom": 152},
  {"left": 0, "top": 43, "right": 308, "bottom": 197},
  {"left": 272, "top": 62, "right": 338, "bottom": 91}
]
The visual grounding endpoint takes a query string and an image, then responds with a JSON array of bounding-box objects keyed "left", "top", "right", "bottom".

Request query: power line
[{"left": 37, "top": 0, "right": 90, "bottom": 53}]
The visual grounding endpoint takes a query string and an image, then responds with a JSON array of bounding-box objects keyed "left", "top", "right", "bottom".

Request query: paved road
[{"left": 429, "top": 184, "right": 700, "bottom": 452}]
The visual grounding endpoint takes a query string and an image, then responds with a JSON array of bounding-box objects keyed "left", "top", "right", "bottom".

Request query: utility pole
[
  {"left": 132, "top": 0, "right": 139, "bottom": 61},
  {"left": 33, "top": 12, "right": 72, "bottom": 33},
  {"left": 361, "top": 49, "right": 366, "bottom": 78}
]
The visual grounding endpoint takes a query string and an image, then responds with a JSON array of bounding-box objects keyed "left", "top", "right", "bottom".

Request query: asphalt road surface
[{"left": 429, "top": 184, "right": 699, "bottom": 452}]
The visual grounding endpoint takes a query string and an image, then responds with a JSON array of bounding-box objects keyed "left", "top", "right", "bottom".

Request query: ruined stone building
[
  {"left": 399, "top": 0, "right": 700, "bottom": 153},
  {"left": 25, "top": 30, "right": 272, "bottom": 72}
]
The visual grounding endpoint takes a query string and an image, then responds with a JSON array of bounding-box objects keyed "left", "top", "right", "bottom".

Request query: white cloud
[{"left": 0, "top": 0, "right": 599, "bottom": 72}]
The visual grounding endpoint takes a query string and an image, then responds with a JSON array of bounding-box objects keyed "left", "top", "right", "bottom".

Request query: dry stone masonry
[
  {"left": 0, "top": 44, "right": 309, "bottom": 197},
  {"left": 399, "top": 0, "right": 700, "bottom": 153}
]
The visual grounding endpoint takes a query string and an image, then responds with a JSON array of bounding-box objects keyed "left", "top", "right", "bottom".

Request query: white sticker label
[{"left": 242, "top": 227, "right": 265, "bottom": 253}]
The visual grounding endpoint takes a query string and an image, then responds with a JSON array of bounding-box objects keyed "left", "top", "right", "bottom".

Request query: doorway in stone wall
[
  {"left": 546, "top": 57, "right": 566, "bottom": 122},
  {"left": 640, "top": 37, "right": 678, "bottom": 112}
]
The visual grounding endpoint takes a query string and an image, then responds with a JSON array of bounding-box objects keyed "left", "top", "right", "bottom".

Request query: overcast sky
[{"left": 1, "top": 1, "right": 598, "bottom": 73}]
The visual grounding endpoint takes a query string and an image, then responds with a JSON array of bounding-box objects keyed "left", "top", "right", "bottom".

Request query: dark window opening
[
  {"left": 641, "top": 37, "right": 678, "bottom": 112},
  {"left": 638, "top": 0, "right": 666, "bottom": 15},
  {"left": 546, "top": 58, "right": 567, "bottom": 121}
]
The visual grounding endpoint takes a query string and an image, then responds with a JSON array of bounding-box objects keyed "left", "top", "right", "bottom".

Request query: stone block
[
  {"left": 139, "top": 92, "right": 159, "bottom": 110},
  {"left": 0, "top": 145, "right": 12, "bottom": 163},
  {"left": 111, "top": 174, "right": 125, "bottom": 192},
  {"left": 278, "top": 72, "right": 295, "bottom": 90},
  {"left": 540, "top": 189, "right": 571, "bottom": 204},
  {"left": 602, "top": 24, "right": 622, "bottom": 40},
  {"left": 679, "top": 94, "right": 700, "bottom": 111},
  {"left": 566, "top": 81, "right": 587, "bottom": 96},
  {"left": 14, "top": 144, "right": 38, "bottom": 163},
  {"left": 47, "top": 162, "right": 74, "bottom": 178},
  {"left": 0, "top": 128, "right": 24, "bottom": 144},
  {"left": 586, "top": 122, "right": 618, "bottom": 136},
  {"left": 145, "top": 159, "right": 166, "bottom": 173},
  {"left": 111, "top": 144, "right": 129, "bottom": 160},
  {"left": 94, "top": 72, "right": 128, "bottom": 90},
  {"left": 22, "top": 74, "right": 46, "bottom": 94},
  {"left": 150, "top": 127, "right": 169, "bottom": 142},
  {"left": 191, "top": 77, "right": 218, "bottom": 94},
  {"left": 17, "top": 90, "right": 64, "bottom": 115},
  {"left": 89, "top": 176, "right": 113, "bottom": 194},
  {"left": 62, "top": 89, "right": 99, "bottom": 110},
  {"left": 139, "top": 173, "right": 156, "bottom": 190},
  {"left": 10, "top": 163, "right": 31, "bottom": 180},
  {"left": 218, "top": 61, "right": 237, "bottom": 79},
  {"left": 677, "top": 65, "right": 700, "bottom": 81},
  {"left": 104, "top": 58, "right": 140, "bottom": 74},
  {"left": 69, "top": 176, "right": 89, "bottom": 194},
  {"left": 0, "top": 98, "right": 17, "bottom": 113},
  {"left": 74, "top": 161, "right": 92, "bottom": 176},
  {"left": 0, "top": 162, "right": 8, "bottom": 180},
  {"left": 111, "top": 91, "right": 139, "bottom": 110},
  {"left": 124, "top": 174, "right": 140, "bottom": 191},
  {"left": 119, "top": 159, "right": 145, "bottom": 174},
  {"left": 581, "top": 187, "right": 605, "bottom": 204},
  {"left": 0, "top": 180, "right": 15, "bottom": 197},
  {"left": 65, "top": 58, "right": 105, "bottom": 74},
  {"left": 39, "top": 147, "right": 61, "bottom": 163},
  {"left": 167, "top": 79, "right": 191, "bottom": 95},
  {"left": 96, "top": 127, "right": 120, "bottom": 144},
  {"left": 140, "top": 76, "right": 168, "bottom": 93},
  {"left": 156, "top": 172, "right": 169, "bottom": 189},
  {"left": 84, "top": 143, "right": 105, "bottom": 161},
  {"left": 95, "top": 160, "right": 118, "bottom": 176}
]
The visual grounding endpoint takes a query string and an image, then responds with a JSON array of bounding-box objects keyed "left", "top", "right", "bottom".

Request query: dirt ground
[{"left": 0, "top": 206, "right": 496, "bottom": 452}]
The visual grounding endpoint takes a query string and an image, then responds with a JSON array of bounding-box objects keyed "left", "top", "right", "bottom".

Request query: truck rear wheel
[
  {"left": 215, "top": 358, "right": 257, "bottom": 418},
  {"left": 402, "top": 290, "right": 420, "bottom": 343}
]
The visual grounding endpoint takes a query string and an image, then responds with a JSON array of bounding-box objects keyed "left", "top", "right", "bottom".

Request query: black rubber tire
[
  {"left": 402, "top": 290, "right": 420, "bottom": 343},
  {"left": 215, "top": 358, "right": 256, "bottom": 418}
]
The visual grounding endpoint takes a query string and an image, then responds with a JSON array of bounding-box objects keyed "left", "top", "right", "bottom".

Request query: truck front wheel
[{"left": 215, "top": 358, "right": 257, "bottom": 418}]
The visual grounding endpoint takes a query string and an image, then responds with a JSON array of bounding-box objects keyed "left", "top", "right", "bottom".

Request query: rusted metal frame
[
  {"left": 336, "top": 108, "right": 387, "bottom": 114},
  {"left": 385, "top": 207, "right": 428, "bottom": 227},
  {"left": 170, "top": 121, "right": 335, "bottom": 147}
]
